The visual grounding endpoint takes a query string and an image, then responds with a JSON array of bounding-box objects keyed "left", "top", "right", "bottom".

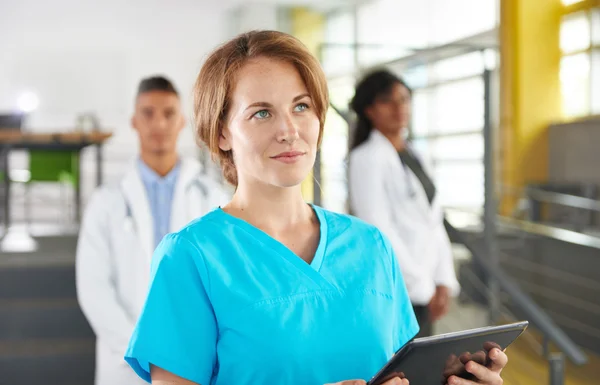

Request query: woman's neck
[
  {"left": 381, "top": 131, "right": 406, "bottom": 152},
  {"left": 225, "top": 181, "right": 313, "bottom": 234}
]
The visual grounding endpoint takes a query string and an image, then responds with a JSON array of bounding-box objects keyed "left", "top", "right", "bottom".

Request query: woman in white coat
[
  {"left": 75, "top": 76, "right": 228, "bottom": 385},
  {"left": 348, "top": 69, "right": 460, "bottom": 337}
]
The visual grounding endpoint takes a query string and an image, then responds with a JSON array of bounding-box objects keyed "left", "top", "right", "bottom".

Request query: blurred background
[{"left": 1, "top": 0, "right": 599, "bottom": 384}]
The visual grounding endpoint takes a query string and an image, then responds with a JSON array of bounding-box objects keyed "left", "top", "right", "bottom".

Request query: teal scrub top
[{"left": 125, "top": 205, "right": 419, "bottom": 385}]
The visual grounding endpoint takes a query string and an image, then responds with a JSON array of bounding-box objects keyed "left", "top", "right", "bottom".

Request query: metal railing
[
  {"left": 524, "top": 188, "right": 600, "bottom": 212},
  {"left": 498, "top": 216, "right": 600, "bottom": 249},
  {"left": 444, "top": 218, "right": 588, "bottom": 366}
]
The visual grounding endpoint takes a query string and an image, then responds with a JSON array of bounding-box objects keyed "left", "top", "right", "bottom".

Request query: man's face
[{"left": 132, "top": 91, "right": 184, "bottom": 156}]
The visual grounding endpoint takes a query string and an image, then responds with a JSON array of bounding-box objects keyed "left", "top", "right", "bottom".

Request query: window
[
  {"left": 319, "top": 0, "right": 498, "bottom": 213},
  {"left": 592, "top": 8, "right": 600, "bottom": 45},
  {"left": 322, "top": 10, "right": 355, "bottom": 76},
  {"left": 559, "top": 7, "right": 600, "bottom": 117},
  {"left": 591, "top": 49, "right": 600, "bottom": 113},
  {"left": 356, "top": 0, "right": 428, "bottom": 67},
  {"left": 403, "top": 54, "right": 489, "bottom": 211},
  {"left": 560, "top": 11, "right": 591, "bottom": 54},
  {"left": 560, "top": 53, "right": 591, "bottom": 117},
  {"left": 428, "top": 0, "right": 497, "bottom": 45},
  {"left": 319, "top": 76, "right": 355, "bottom": 213}
]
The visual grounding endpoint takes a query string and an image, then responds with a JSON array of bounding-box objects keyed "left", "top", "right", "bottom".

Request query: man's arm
[{"left": 76, "top": 189, "right": 136, "bottom": 354}]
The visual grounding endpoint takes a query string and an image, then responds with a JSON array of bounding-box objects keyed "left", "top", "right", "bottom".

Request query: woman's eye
[
  {"left": 253, "top": 110, "right": 270, "bottom": 119},
  {"left": 294, "top": 103, "right": 309, "bottom": 112}
]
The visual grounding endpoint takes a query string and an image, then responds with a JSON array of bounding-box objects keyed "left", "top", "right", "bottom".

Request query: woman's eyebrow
[{"left": 244, "top": 93, "right": 311, "bottom": 112}]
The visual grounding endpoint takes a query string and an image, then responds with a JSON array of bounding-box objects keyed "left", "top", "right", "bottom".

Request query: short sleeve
[
  {"left": 125, "top": 233, "right": 217, "bottom": 384},
  {"left": 379, "top": 231, "right": 420, "bottom": 351}
]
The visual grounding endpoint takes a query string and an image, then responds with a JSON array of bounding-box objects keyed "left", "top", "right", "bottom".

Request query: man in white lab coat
[
  {"left": 76, "top": 76, "right": 227, "bottom": 385},
  {"left": 349, "top": 70, "right": 460, "bottom": 337}
]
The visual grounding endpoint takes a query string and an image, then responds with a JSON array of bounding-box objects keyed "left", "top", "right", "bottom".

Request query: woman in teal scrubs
[{"left": 124, "top": 31, "right": 508, "bottom": 385}]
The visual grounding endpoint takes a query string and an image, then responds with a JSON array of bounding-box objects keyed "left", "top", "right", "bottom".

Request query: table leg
[
  {"left": 96, "top": 143, "right": 103, "bottom": 186},
  {"left": 75, "top": 150, "right": 82, "bottom": 223},
  {"left": 1, "top": 148, "right": 11, "bottom": 234}
]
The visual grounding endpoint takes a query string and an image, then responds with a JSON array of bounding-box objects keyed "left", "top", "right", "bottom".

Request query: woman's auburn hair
[{"left": 193, "top": 30, "right": 329, "bottom": 186}]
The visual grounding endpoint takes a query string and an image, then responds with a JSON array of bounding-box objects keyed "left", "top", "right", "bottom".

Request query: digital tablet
[{"left": 367, "top": 321, "right": 529, "bottom": 385}]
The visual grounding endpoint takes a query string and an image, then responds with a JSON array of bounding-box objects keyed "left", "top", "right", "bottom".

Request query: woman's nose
[{"left": 276, "top": 115, "right": 300, "bottom": 143}]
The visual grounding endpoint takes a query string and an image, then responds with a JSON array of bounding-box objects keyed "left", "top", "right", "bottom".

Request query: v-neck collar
[{"left": 215, "top": 204, "right": 328, "bottom": 272}]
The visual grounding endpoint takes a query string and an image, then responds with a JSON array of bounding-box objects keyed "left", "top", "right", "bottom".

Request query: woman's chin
[{"left": 269, "top": 170, "right": 311, "bottom": 189}]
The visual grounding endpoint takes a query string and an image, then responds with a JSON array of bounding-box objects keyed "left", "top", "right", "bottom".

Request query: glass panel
[
  {"left": 483, "top": 49, "right": 498, "bottom": 70},
  {"left": 356, "top": 0, "right": 428, "bottom": 66},
  {"left": 328, "top": 76, "right": 356, "bottom": 114},
  {"left": 560, "top": 11, "right": 591, "bottom": 54},
  {"left": 401, "top": 65, "right": 429, "bottom": 89},
  {"left": 321, "top": 109, "right": 349, "bottom": 213},
  {"left": 411, "top": 138, "right": 432, "bottom": 162},
  {"left": 592, "top": 7, "right": 600, "bottom": 45},
  {"left": 325, "top": 10, "right": 354, "bottom": 44},
  {"left": 428, "top": 0, "right": 497, "bottom": 45},
  {"left": 560, "top": 52, "right": 591, "bottom": 117},
  {"left": 431, "top": 52, "right": 485, "bottom": 83},
  {"left": 431, "top": 77, "right": 485, "bottom": 134},
  {"left": 433, "top": 162, "right": 484, "bottom": 207},
  {"left": 411, "top": 90, "right": 431, "bottom": 137},
  {"left": 322, "top": 48, "right": 355, "bottom": 77},
  {"left": 323, "top": 10, "right": 355, "bottom": 76},
  {"left": 592, "top": 49, "right": 600, "bottom": 114},
  {"left": 430, "top": 134, "right": 484, "bottom": 161}
]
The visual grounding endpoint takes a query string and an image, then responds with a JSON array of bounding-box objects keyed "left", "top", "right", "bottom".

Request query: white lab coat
[
  {"left": 349, "top": 130, "right": 460, "bottom": 306},
  {"left": 75, "top": 157, "right": 229, "bottom": 385}
]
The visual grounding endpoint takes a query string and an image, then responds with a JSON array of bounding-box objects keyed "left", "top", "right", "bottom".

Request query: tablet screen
[{"left": 368, "top": 321, "right": 528, "bottom": 385}]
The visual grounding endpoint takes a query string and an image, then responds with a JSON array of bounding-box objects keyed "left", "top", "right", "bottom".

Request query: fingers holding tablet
[
  {"left": 445, "top": 346, "right": 508, "bottom": 385},
  {"left": 367, "top": 322, "right": 525, "bottom": 385},
  {"left": 484, "top": 342, "right": 509, "bottom": 373}
]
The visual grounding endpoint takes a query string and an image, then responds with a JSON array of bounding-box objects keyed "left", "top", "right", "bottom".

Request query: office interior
[{"left": 1, "top": 0, "right": 599, "bottom": 384}]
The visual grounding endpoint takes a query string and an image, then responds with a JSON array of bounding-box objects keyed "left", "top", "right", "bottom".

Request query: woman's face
[
  {"left": 219, "top": 57, "right": 320, "bottom": 189},
  {"left": 365, "top": 82, "right": 411, "bottom": 137}
]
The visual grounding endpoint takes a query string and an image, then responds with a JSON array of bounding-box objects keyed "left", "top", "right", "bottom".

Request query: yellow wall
[
  {"left": 500, "top": 0, "right": 563, "bottom": 211},
  {"left": 290, "top": 7, "right": 325, "bottom": 202}
]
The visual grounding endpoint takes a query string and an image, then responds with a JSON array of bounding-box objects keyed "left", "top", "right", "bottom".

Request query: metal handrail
[
  {"left": 501, "top": 185, "right": 600, "bottom": 212},
  {"left": 498, "top": 216, "right": 600, "bottom": 250},
  {"left": 444, "top": 206, "right": 600, "bottom": 250},
  {"left": 444, "top": 218, "right": 589, "bottom": 365},
  {"left": 525, "top": 188, "right": 600, "bottom": 212}
]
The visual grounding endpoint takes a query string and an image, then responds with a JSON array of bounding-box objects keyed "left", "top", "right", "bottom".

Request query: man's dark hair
[{"left": 137, "top": 76, "right": 179, "bottom": 97}]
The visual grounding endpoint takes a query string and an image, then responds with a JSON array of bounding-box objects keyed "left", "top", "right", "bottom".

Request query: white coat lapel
[
  {"left": 170, "top": 158, "right": 203, "bottom": 232},
  {"left": 370, "top": 130, "right": 431, "bottom": 222},
  {"left": 120, "top": 164, "right": 154, "bottom": 260}
]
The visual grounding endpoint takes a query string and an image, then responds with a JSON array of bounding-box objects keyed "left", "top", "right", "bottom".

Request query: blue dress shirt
[{"left": 137, "top": 159, "right": 181, "bottom": 248}]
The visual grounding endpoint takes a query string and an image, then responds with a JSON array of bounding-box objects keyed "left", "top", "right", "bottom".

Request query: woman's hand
[
  {"left": 326, "top": 378, "right": 408, "bottom": 385},
  {"left": 446, "top": 342, "right": 508, "bottom": 385},
  {"left": 428, "top": 286, "right": 450, "bottom": 322}
]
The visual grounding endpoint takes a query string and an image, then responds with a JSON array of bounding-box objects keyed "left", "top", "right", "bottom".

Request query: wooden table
[{"left": 0, "top": 130, "right": 113, "bottom": 230}]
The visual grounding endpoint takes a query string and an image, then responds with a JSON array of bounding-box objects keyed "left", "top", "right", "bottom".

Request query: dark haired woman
[{"left": 349, "top": 69, "right": 460, "bottom": 338}]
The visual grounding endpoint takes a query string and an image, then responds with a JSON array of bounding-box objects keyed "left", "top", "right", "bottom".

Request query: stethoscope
[
  {"left": 122, "top": 175, "right": 209, "bottom": 233},
  {"left": 401, "top": 161, "right": 417, "bottom": 199}
]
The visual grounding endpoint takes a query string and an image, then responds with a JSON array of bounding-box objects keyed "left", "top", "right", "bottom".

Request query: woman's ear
[
  {"left": 218, "top": 127, "right": 232, "bottom": 152},
  {"left": 364, "top": 105, "right": 376, "bottom": 123}
]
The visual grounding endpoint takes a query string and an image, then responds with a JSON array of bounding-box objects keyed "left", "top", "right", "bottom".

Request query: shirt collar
[{"left": 137, "top": 158, "right": 181, "bottom": 186}]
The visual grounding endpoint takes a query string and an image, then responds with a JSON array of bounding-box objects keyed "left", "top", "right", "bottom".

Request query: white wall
[
  {"left": 0, "top": 0, "right": 227, "bottom": 202},
  {"left": 227, "top": 1, "right": 289, "bottom": 38}
]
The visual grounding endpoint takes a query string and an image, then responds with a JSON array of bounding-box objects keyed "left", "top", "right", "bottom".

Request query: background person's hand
[
  {"left": 428, "top": 285, "right": 450, "bottom": 321},
  {"left": 325, "top": 377, "right": 409, "bottom": 385},
  {"left": 445, "top": 342, "right": 508, "bottom": 385}
]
